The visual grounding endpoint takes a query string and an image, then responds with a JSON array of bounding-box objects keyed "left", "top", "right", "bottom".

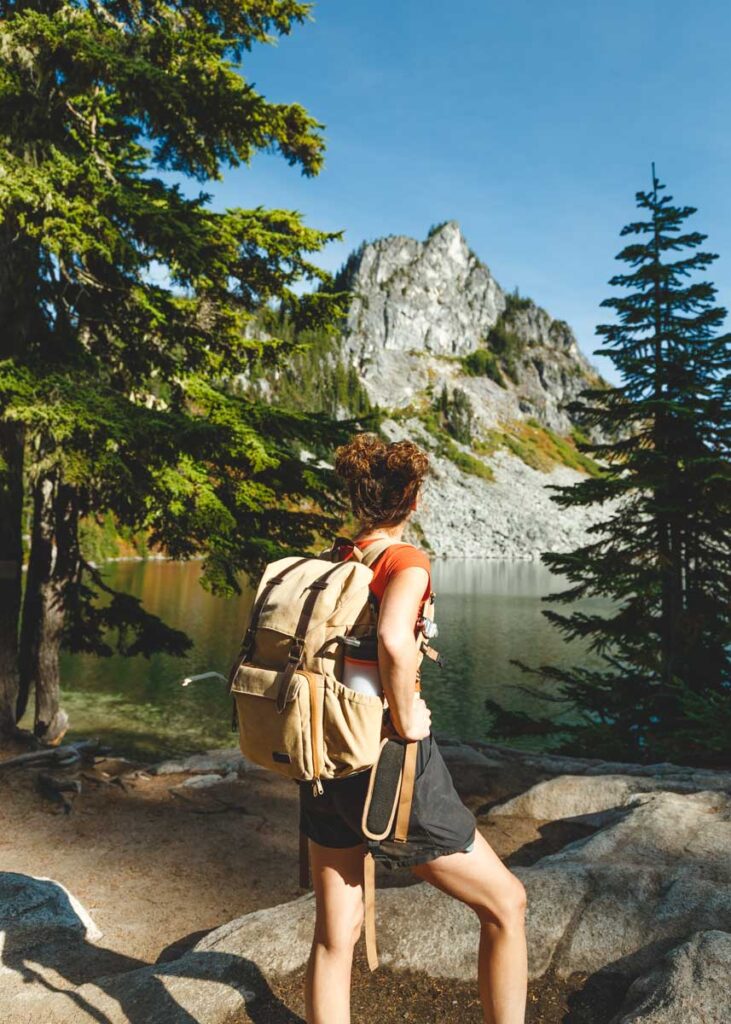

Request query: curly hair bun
[
  {"left": 335, "top": 433, "right": 429, "bottom": 529},
  {"left": 334, "top": 433, "right": 385, "bottom": 481},
  {"left": 383, "top": 440, "right": 429, "bottom": 481}
]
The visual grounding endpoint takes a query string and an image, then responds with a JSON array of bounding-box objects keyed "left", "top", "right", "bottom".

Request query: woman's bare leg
[
  {"left": 412, "top": 829, "right": 527, "bottom": 1024},
  {"left": 304, "top": 838, "right": 366, "bottom": 1024}
]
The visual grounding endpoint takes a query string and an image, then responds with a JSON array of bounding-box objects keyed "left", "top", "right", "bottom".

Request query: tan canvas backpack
[{"left": 226, "top": 535, "right": 437, "bottom": 969}]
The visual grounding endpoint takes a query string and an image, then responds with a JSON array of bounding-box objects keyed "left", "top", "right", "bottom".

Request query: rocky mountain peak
[
  {"left": 343, "top": 220, "right": 504, "bottom": 365},
  {"left": 338, "top": 222, "right": 603, "bottom": 431}
]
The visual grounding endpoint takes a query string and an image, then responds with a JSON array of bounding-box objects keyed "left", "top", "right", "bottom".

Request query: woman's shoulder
[
  {"left": 380, "top": 542, "right": 430, "bottom": 575},
  {"left": 369, "top": 541, "right": 431, "bottom": 605}
]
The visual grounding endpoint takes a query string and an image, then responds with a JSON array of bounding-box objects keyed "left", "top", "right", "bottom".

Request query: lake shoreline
[{"left": 57, "top": 557, "right": 611, "bottom": 757}]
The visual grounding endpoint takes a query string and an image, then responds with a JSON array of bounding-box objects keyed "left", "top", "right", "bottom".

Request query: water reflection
[
  {"left": 58, "top": 559, "right": 610, "bottom": 758},
  {"left": 424, "top": 560, "right": 608, "bottom": 743}
]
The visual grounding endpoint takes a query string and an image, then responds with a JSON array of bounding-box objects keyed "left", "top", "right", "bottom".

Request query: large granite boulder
[
  {"left": 0, "top": 874, "right": 290, "bottom": 1024},
  {"left": 521, "top": 789, "right": 731, "bottom": 978},
  {"left": 0, "top": 872, "right": 101, "bottom": 957},
  {"left": 612, "top": 930, "right": 731, "bottom": 1023},
  {"left": 184, "top": 786, "right": 731, "bottom": 988},
  {"left": 3, "top": 760, "right": 729, "bottom": 1023},
  {"left": 461, "top": 739, "right": 731, "bottom": 807},
  {"left": 487, "top": 770, "right": 731, "bottom": 820}
]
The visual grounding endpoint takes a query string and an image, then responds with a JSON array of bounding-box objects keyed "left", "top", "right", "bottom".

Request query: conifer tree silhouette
[{"left": 489, "top": 167, "right": 731, "bottom": 762}]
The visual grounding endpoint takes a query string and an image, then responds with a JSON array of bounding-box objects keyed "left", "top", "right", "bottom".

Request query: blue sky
[{"left": 193, "top": 0, "right": 731, "bottom": 384}]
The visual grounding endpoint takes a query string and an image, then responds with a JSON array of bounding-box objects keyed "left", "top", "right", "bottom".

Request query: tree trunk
[
  {"left": 1, "top": 212, "right": 34, "bottom": 742},
  {"left": 19, "top": 471, "right": 79, "bottom": 745},
  {"left": 0, "top": 422, "right": 24, "bottom": 740}
]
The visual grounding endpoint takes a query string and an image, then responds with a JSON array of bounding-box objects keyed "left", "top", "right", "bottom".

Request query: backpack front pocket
[{"left": 231, "top": 664, "right": 315, "bottom": 782}]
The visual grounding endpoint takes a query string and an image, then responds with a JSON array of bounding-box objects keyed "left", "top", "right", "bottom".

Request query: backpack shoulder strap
[
  {"left": 357, "top": 537, "right": 401, "bottom": 569},
  {"left": 325, "top": 535, "right": 401, "bottom": 568}
]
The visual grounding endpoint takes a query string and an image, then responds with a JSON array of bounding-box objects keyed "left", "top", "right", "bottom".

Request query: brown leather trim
[
  {"left": 364, "top": 850, "right": 378, "bottom": 971},
  {"left": 302, "top": 670, "right": 322, "bottom": 784},
  {"left": 393, "top": 740, "right": 418, "bottom": 842},
  {"left": 227, "top": 557, "right": 310, "bottom": 694},
  {"left": 275, "top": 562, "right": 343, "bottom": 712}
]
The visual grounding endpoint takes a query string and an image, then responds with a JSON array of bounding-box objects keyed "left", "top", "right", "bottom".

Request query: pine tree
[
  {"left": 0, "top": 0, "right": 352, "bottom": 742},
  {"left": 489, "top": 168, "right": 731, "bottom": 764}
]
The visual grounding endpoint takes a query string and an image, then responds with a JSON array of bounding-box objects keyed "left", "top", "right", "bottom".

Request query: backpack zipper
[{"left": 301, "top": 669, "right": 324, "bottom": 797}]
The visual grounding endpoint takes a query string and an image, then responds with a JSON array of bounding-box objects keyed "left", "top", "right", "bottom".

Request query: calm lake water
[{"left": 59, "top": 558, "right": 609, "bottom": 758}]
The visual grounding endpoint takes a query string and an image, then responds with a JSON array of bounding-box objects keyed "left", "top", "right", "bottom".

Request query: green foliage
[
  {"left": 504, "top": 287, "right": 533, "bottom": 313},
  {"left": 570, "top": 425, "right": 591, "bottom": 447},
  {"left": 543, "top": 426, "right": 603, "bottom": 477},
  {"left": 436, "top": 385, "right": 474, "bottom": 445},
  {"left": 486, "top": 321, "right": 525, "bottom": 383},
  {"left": 447, "top": 445, "right": 494, "bottom": 481},
  {"left": 427, "top": 221, "right": 451, "bottom": 238},
  {"left": 0, "top": 0, "right": 353, "bottom": 726},
  {"left": 78, "top": 513, "right": 124, "bottom": 564},
  {"left": 331, "top": 244, "right": 366, "bottom": 294},
  {"left": 473, "top": 421, "right": 603, "bottom": 477},
  {"left": 419, "top": 391, "right": 494, "bottom": 482},
  {"left": 245, "top": 316, "right": 375, "bottom": 421},
  {"left": 488, "top": 170, "right": 731, "bottom": 764},
  {"left": 462, "top": 348, "right": 505, "bottom": 387},
  {"left": 408, "top": 518, "right": 436, "bottom": 555},
  {"left": 664, "top": 677, "right": 731, "bottom": 759},
  {"left": 460, "top": 315, "right": 526, "bottom": 387},
  {"left": 78, "top": 512, "right": 151, "bottom": 564}
]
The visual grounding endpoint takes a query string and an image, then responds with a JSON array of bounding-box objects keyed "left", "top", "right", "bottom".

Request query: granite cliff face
[
  {"left": 343, "top": 221, "right": 504, "bottom": 360},
  {"left": 340, "top": 220, "right": 602, "bottom": 435},
  {"left": 245, "top": 221, "right": 611, "bottom": 557},
  {"left": 331, "top": 221, "right": 611, "bottom": 558}
]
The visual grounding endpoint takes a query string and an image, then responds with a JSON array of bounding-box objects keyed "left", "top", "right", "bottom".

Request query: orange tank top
[
  {"left": 354, "top": 537, "right": 432, "bottom": 609},
  {"left": 342, "top": 537, "right": 431, "bottom": 694}
]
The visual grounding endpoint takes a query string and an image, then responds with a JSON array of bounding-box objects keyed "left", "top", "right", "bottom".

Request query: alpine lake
[{"left": 55, "top": 558, "right": 612, "bottom": 760}]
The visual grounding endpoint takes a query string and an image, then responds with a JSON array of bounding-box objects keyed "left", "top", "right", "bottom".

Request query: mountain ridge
[
  {"left": 246, "top": 220, "right": 613, "bottom": 557},
  {"left": 339, "top": 219, "right": 604, "bottom": 437}
]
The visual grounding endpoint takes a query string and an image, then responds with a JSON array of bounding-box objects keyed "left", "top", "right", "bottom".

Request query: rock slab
[
  {"left": 3, "top": 761, "right": 730, "bottom": 1023},
  {"left": 612, "top": 930, "right": 731, "bottom": 1024}
]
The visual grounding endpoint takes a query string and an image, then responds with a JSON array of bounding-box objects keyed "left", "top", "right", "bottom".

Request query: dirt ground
[{"left": 0, "top": 744, "right": 604, "bottom": 1024}]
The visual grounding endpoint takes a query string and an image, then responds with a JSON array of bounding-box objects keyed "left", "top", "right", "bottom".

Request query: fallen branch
[{"left": 0, "top": 740, "right": 108, "bottom": 773}]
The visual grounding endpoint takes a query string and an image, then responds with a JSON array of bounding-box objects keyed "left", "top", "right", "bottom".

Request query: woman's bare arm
[{"left": 377, "top": 565, "right": 432, "bottom": 740}]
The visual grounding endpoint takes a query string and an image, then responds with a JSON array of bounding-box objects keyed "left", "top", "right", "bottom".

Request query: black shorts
[{"left": 298, "top": 733, "right": 477, "bottom": 869}]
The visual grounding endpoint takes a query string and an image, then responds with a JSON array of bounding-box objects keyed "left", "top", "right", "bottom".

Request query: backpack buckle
[{"left": 288, "top": 638, "right": 305, "bottom": 663}]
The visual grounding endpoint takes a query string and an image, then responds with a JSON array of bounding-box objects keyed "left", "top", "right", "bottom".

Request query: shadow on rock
[{"left": 0, "top": 873, "right": 304, "bottom": 1024}]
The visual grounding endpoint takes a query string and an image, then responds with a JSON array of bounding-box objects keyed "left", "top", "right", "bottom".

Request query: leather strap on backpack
[
  {"left": 299, "top": 830, "right": 310, "bottom": 889},
  {"left": 364, "top": 849, "right": 378, "bottom": 971},
  {"left": 275, "top": 562, "right": 344, "bottom": 713},
  {"left": 393, "top": 739, "right": 418, "bottom": 842},
  {"left": 361, "top": 737, "right": 418, "bottom": 972},
  {"left": 275, "top": 539, "right": 400, "bottom": 713},
  {"left": 228, "top": 557, "right": 310, "bottom": 695},
  {"left": 228, "top": 557, "right": 311, "bottom": 730}
]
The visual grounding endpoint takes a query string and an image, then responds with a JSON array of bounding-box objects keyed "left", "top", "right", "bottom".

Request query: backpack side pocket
[{"left": 321, "top": 676, "right": 385, "bottom": 777}]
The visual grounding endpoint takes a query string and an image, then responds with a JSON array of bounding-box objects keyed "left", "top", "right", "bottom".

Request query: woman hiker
[{"left": 299, "top": 433, "right": 528, "bottom": 1024}]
